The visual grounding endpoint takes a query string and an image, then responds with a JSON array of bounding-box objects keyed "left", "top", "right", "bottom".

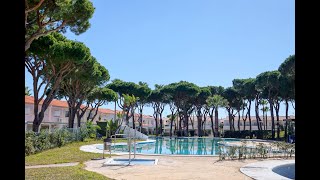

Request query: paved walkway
[
  {"left": 25, "top": 162, "right": 79, "bottom": 169},
  {"left": 240, "top": 159, "right": 295, "bottom": 180}
]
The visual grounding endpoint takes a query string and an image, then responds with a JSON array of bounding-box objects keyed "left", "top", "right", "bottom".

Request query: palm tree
[
  {"left": 206, "top": 95, "right": 228, "bottom": 137},
  {"left": 260, "top": 100, "right": 268, "bottom": 130}
]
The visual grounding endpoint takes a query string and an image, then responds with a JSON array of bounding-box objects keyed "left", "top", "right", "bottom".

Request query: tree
[
  {"left": 135, "top": 82, "right": 151, "bottom": 132},
  {"left": 86, "top": 87, "right": 118, "bottom": 123},
  {"left": 222, "top": 87, "right": 238, "bottom": 132},
  {"left": 206, "top": 86, "right": 225, "bottom": 135},
  {"left": 278, "top": 55, "right": 295, "bottom": 141},
  {"left": 25, "top": 86, "right": 32, "bottom": 96},
  {"left": 59, "top": 57, "right": 110, "bottom": 128},
  {"left": 260, "top": 99, "right": 268, "bottom": 130},
  {"left": 107, "top": 79, "right": 139, "bottom": 128},
  {"left": 193, "top": 87, "right": 211, "bottom": 137},
  {"left": 162, "top": 81, "right": 200, "bottom": 136},
  {"left": 122, "top": 94, "right": 138, "bottom": 129},
  {"left": 148, "top": 85, "right": 168, "bottom": 136},
  {"left": 256, "top": 70, "right": 281, "bottom": 139},
  {"left": 25, "top": 0, "right": 95, "bottom": 51},
  {"left": 206, "top": 95, "right": 228, "bottom": 137},
  {"left": 26, "top": 33, "right": 91, "bottom": 132}
]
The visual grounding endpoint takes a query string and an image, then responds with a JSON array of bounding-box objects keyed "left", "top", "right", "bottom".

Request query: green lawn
[
  {"left": 26, "top": 138, "right": 144, "bottom": 166},
  {"left": 26, "top": 139, "right": 108, "bottom": 166},
  {"left": 25, "top": 164, "right": 112, "bottom": 180}
]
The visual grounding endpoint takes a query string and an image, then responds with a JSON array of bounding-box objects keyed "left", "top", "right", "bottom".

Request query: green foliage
[
  {"left": 25, "top": 86, "right": 32, "bottom": 96},
  {"left": 25, "top": 125, "right": 100, "bottom": 156},
  {"left": 82, "top": 121, "right": 101, "bottom": 139},
  {"left": 25, "top": 0, "right": 95, "bottom": 50},
  {"left": 206, "top": 95, "right": 228, "bottom": 109},
  {"left": 278, "top": 55, "right": 295, "bottom": 79},
  {"left": 255, "top": 70, "right": 281, "bottom": 98},
  {"left": 106, "top": 119, "right": 120, "bottom": 137}
]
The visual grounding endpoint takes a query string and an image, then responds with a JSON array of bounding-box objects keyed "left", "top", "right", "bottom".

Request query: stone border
[
  {"left": 102, "top": 158, "right": 158, "bottom": 166},
  {"left": 240, "top": 159, "right": 295, "bottom": 180},
  {"left": 25, "top": 162, "right": 79, "bottom": 169}
]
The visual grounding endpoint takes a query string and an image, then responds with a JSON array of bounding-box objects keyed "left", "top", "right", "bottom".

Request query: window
[
  {"left": 53, "top": 110, "right": 60, "bottom": 117},
  {"left": 65, "top": 111, "right": 69, "bottom": 117},
  {"left": 25, "top": 107, "right": 30, "bottom": 115}
]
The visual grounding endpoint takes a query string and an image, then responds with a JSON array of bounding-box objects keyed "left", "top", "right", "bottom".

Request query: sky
[{"left": 25, "top": 0, "right": 295, "bottom": 118}]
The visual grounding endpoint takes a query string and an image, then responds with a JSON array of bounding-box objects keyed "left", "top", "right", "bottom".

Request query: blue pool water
[
  {"left": 97, "top": 137, "right": 240, "bottom": 155},
  {"left": 272, "top": 163, "right": 295, "bottom": 179}
]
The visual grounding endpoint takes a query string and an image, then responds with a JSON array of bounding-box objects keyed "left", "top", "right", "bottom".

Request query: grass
[
  {"left": 25, "top": 164, "right": 112, "bottom": 180},
  {"left": 25, "top": 138, "right": 144, "bottom": 166},
  {"left": 26, "top": 139, "right": 107, "bottom": 166}
]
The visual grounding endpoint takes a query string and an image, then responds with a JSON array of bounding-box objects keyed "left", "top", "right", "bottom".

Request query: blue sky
[{"left": 25, "top": 0, "right": 295, "bottom": 118}]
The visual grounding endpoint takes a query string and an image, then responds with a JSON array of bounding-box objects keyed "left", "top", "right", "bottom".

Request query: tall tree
[
  {"left": 107, "top": 79, "right": 139, "bottom": 128},
  {"left": 193, "top": 87, "right": 211, "bottom": 137},
  {"left": 256, "top": 70, "right": 281, "bottom": 139},
  {"left": 260, "top": 99, "right": 268, "bottom": 130},
  {"left": 60, "top": 57, "right": 110, "bottom": 128},
  {"left": 148, "top": 85, "right": 167, "bottom": 136},
  {"left": 206, "top": 95, "right": 228, "bottom": 137},
  {"left": 162, "top": 81, "right": 200, "bottom": 136},
  {"left": 222, "top": 87, "right": 238, "bottom": 132},
  {"left": 278, "top": 55, "right": 295, "bottom": 141},
  {"left": 25, "top": 0, "right": 95, "bottom": 51},
  {"left": 86, "top": 87, "right": 117, "bottom": 123},
  {"left": 26, "top": 33, "right": 90, "bottom": 132},
  {"left": 135, "top": 82, "right": 151, "bottom": 132}
]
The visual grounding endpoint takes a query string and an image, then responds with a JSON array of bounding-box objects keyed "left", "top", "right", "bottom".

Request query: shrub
[
  {"left": 33, "top": 130, "right": 51, "bottom": 152},
  {"left": 25, "top": 131, "right": 36, "bottom": 156}
]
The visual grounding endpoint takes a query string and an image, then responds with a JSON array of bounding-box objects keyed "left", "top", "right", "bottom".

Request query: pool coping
[
  {"left": 102, "top": 158, "right": 159, "bottom": 166},
  {"left": 240, "top": 159, "right": 295, "bottom": 180}
]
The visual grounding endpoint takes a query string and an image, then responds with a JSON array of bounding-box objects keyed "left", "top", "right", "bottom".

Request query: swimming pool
[{"left": 96, "top": 137, "right": 241, "bottom": 155}]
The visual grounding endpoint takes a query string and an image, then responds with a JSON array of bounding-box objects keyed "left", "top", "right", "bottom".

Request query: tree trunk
[
  {"left": 285, "top": 99, "right": 289, "bottom": 142},
  {"left": 170, "top": 111, "right": 174, "bottom": 138},
  {"left": 139, "top": 106, "right": 143, "bottom": 132},
  {"left": 214, "top": 108, "right": 219, "bottom": 137},
  {"left": 227, "top": 108, "right": 233, "bottom": 131},
  {"left": 248, "top": 101, "right": 252, "bottom": 134},
  {"left": 155, "top": 114, "right": 158, "bottom": 136},
  {"left": 32, "top": 100, "right": 40, "bottom": 132},
  {"left": 32, "top": 90, "right": 56, "bottom": 132},
  {"left": 265, "top": 111, "right": 267, "bottom": 131},
  {"left": 255, "top": 95, "right": 262, "bottom": 131},
  {"left": 209, "top": 109, "right": 214, "bottom": 136},
  {"left": 275, "top": 101, "right": 280, "bottom": 140},
  {"left": 269, "top": 101, "right": 275, "bottom": 139},
  {"left": 159, "top": 113, "right": 163, "bottom": 136},
  {"left": 196, "top": 108, "right": 202, "bottom": 137},
  {"left": 183, "top": 110, "right": 189, "bottom": 136},
  {"left": 132, "top": 109, "right": 135, "bottom": 129},
  {"left": 197, "top": 114, "right": 202, "bottom": 137},
  {"left": 237, "top": 110, "right": 241, "bottom": 132},
  {"left": 262, "top": 107, "right": 265, "bottom": 131}
]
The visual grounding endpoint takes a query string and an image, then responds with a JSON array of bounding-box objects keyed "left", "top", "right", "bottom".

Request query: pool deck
[
  {"left": 84, "top": 155, "right": 294, "bottom": 180},
  {"left": 240, "top": 159, "right": 295, "bottom": 180}
]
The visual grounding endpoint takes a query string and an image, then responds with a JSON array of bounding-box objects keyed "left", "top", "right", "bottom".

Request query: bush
[
  {"left": 33, "top": 130, "right": 51, "bottom": 152},
  {"left": 25, "top": 126, "right": 90, "bottom": 156},
  {"left": 25, "top": 131, "right": 36, "bottom": 156},
  {"left": 223, "top": 130, "right": 272, "bottom": 139}
]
